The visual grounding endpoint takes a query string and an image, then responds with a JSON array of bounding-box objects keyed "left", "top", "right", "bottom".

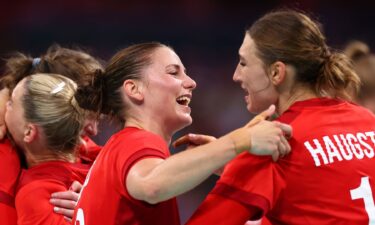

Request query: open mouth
[
  {"left": 176, "top": 95, "right": 191, "bottom": 106},
  {"left": 241, "top": 86, "right": 249, "bottom": 96}
]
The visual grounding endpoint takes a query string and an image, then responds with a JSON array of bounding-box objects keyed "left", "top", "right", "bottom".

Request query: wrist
[{"left": 227, "top": 127, "right": 252, "bottom": 155}]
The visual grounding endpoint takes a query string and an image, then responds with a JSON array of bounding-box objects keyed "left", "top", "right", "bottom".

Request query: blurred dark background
[{"left": 1, "top": 0, "right": 374, "bottom": 223}]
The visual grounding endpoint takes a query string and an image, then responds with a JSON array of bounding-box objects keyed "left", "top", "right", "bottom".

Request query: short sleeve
[
  {"left": 15, "top": 180, "right": 69, "bottom": 225},
  {"left": 211, "top": 153, "right": 285, "bottom": 217},
  {"left": 114, "top": 130, "right": 169, "bottom": 196}
]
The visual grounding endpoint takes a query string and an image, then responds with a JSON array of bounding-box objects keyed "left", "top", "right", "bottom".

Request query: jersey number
[{"left": 350, "top": 176, "right": 375, "bottom": 225}]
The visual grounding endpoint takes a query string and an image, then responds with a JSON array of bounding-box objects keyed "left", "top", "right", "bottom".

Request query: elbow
[
  {"left": 126, "top": 170, "right": 169, "bottom": 204},
  {"left": 141, "top": 182, "right": 165, "bottom": 204},
  {"left": 134, "top": 181, "right": 166, "bottom": 205}
]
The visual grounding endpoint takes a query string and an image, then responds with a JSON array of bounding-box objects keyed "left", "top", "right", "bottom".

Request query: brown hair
[
  {"left": 247, "top": 10, "right": 360, "bottom": 101},
  {"left": 76, "top": 42, "right": 167, "bottom": 122},
  {"left": 1, "top": 44, "right": 103, "bottom": 91},
  {"left": 344, "top": 41, "right": 375, "bottom": 101}
]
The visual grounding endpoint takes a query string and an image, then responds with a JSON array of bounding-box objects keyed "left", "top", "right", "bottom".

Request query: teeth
[{"left": 176, "top": 96, "right": 191, "bottom": 105}]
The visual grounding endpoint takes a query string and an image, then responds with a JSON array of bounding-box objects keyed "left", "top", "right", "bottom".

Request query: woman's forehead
[
  {"left": 151, "top": 47, "right": 181, "bottom": 64},
  {"left": 12, "top": 79, "right": 26, "bottom": 99}
]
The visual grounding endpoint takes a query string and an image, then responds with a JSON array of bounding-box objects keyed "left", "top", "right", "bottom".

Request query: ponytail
[{"left": 317, "top": 52, "right": 360, "bottom": 101}]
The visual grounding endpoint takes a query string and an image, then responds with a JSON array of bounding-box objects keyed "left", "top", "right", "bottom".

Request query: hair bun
[{"left": 75, "top": 69, "right": 105, "bottom": 115}]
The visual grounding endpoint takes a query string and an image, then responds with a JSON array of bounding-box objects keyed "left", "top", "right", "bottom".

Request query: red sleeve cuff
[
  {"left": 122, "top": 148, "right": 167, "bottom": 185},
  {"left": 0, "top": 190, "right": 14, "bottom": 208},
  {"left": 124, "top": 148, "right": 167, "bottom": 173},
  {"left": 211, "top": 183, "right": 270, "bottom": 217}
]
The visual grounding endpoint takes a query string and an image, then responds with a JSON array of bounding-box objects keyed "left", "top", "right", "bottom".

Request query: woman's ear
[
  {"left": 24, "top": 124, "right": 37, "bottom": 143},
  {"left": 122, "top": 79, "right": 144, "bottom": 102},
  {"left": 270, "top": 61, "right": 286, "bottom": 86}
]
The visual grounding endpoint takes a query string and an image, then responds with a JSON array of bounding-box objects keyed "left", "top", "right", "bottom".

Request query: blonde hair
[{"left": 23, "top": 73, "right": 86, "bottom": 153}]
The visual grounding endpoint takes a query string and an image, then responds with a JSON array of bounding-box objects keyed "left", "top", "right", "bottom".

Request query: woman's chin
[{"left": 175, "top": 116, "right": 193, "bottom": 131}]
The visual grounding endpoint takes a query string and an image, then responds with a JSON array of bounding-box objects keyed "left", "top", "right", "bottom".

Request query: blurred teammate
[
  {"left": 0, "top": 45, "right": 103, "bottom": 224},
  {"left": 345, "top": 40, "right": 375, "bottom": 113}
]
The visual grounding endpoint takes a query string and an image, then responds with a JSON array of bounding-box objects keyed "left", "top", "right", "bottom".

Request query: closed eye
[{"left": 168, "top": 71, "right": 178, "bottom": 76}]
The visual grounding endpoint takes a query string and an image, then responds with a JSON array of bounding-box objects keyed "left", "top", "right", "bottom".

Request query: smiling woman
[
  {"left": 234, "top": 36, "right": 278, "bottom": 113},
  {"left": 185, "top": 10, "right": 375, "bottom": 225},
  {"left": 70, "top": 42, "right": 292, "bottom": 225}
]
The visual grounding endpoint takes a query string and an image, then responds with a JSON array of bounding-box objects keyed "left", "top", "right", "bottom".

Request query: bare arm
[
  {"left": 173, "top": 134, "right": 223, "bottom": 175},
  {"left": 126, "top": 134, "right": 237, "bottom": 204},
  {"left": 126, "top": 105, "right": 292, "bottom": 204}
]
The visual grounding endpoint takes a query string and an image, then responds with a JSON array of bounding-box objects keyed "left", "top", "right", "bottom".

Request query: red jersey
[
  {"left": 0, "top": 139, "right": 20, "bottom": 225},
  {"left": 15, "top": 161, "right": 89, "bottom": 225},
  {"left": 78, "top": 136, "right": 102, "bottom": 165},
  {"left": 72, "top": 127, "right": 180, "bottom": 225},
  {"left": 190, "top": 98, "right": 375, "bottom": 225}
]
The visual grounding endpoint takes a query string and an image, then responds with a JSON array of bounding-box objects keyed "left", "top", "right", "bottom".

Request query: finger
[
  {"left": 189, "top": 134, "right": 216, "bottom": 145},
  {"left": 278, "top": 136, "right": 289, "bottom": 157},
  {"left": 50, "top": 198, "right": 77, "bottom": 209},
  {"left": 281, "top": 135, "right": 291, "bottom": 155},
  {"left": 247, "top": 105, "right": 276, "bottom": 127},
  {"left": 51, "top": 191, "right": 79, "bottom": 201},
  {"left": 275, "top": 122, "right": 292, "bottom": 139},
  {"left": 172, "top": 135, "right": 191, "bottom": 148},
  {"left": 258, "top": 104, "right": 275, "bottom": 120},
  {"left": 64, "top": 216, "right": 72, "bottom": 222},
  {"left": 53, "top": 206, "right": 74, "bottom": 219},
  {"left": 70, "top": 181, "right": 83, "bottom": 193},
  {"left": 272, "top": 149, "right": 280, "bottom": 162},
  {"left": 173, "top": 134, "right": 215, "bottom": 148}
]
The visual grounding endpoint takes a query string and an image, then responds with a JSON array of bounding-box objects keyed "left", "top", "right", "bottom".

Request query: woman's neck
[
  {"left": 125, "top": 117, "right": 172, "bottom": 144},
  {"left": 277, "top": 85, "right": 318, "bottom": 115},
  {"left": 24, "top": 148, "right": 75, "bottom": 168}
]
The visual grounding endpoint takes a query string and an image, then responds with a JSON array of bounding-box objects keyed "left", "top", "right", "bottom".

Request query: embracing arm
[
  {"left": 126, "top": 134, "right": 237, "bottom": 204},
  {"left": 126, "top": 105, "right": 292, "bottom": 204}
]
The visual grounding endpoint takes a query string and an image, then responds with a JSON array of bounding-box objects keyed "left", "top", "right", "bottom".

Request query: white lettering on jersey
[
  {"left": 323, "top": 135, "right": 343, "bottom": 163},
  {"left": 358, "top": 133, "right": 375, "bottom": 158},
  {"left": 333, "top": 134, "right": 353, "bottom": 160},
  {"left": 304, "top": 139, "right": 328, "bottom": 166},
  {"left": 74, "top": 160, "right": 97, "bottom": 224},
  {"left": 350, "top": 177, "right": 375, "bottom": 225},
  {"left": 304, "top": 131, "right": 375, "bottom": 167},
  {"left": 75, "top": 208, "right": 85, "bottom": 225},
  {"left": 347, "top": 133, "right": 364, "bottom": 159}
]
